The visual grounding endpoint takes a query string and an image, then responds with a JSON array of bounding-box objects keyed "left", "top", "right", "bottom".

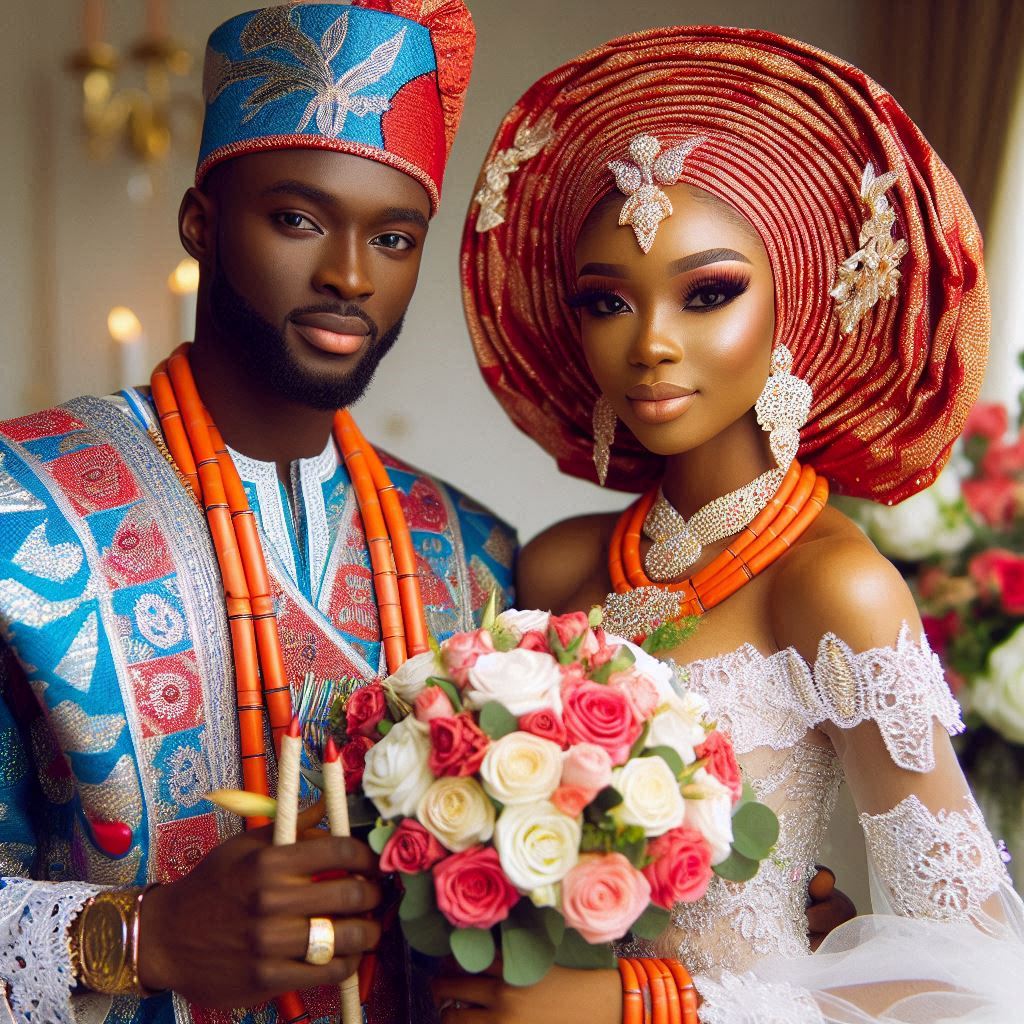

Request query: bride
[{"left": 437, "top": 23, "right": 1024, "bottom": 1024}]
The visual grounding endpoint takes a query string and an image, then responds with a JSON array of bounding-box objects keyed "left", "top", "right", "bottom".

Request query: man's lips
[
  {"left": 289, "top": 313, "right": 371, "bottom": 356},
  {"left": 625, "top": 382, "right": 697, "bottom": 425}
]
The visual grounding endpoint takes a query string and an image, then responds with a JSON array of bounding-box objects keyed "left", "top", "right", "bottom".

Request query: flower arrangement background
[
  {"left": 330, "top": 602, "right": 779, "bottom": 985},
  {"left": 840, "top": 378, "right": 1024, "bottom": 887}
]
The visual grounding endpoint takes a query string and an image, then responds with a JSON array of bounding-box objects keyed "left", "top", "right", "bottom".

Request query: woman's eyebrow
[{"left": 667, "top": 248, "right": 752, "bottom": 276}]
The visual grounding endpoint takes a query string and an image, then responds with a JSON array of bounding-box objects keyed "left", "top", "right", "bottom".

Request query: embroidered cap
[
  {"left": 198, "top": 1, "right": 475, "bottom": 213},
  {"left": 461, "top": 25, "right": 989, "bottom": 503}
]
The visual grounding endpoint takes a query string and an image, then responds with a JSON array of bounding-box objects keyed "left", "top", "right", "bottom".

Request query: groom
[{"left": 0, "top": 4, "right": 512, "bottom": 1023}]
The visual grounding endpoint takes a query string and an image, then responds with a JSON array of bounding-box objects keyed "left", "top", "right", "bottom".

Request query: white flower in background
[
  {"left": 853, "top": 458, "right": 974, "bottom": 561},
  {"left": 613, "top": 757, "right": 685, "bottom": 837},
  {"left": 480, "top": 731, "right": 563, "bottom": 805},
  {"left": 647, "top": 691, "right": 710, "bottom": 761},
  {"left": 969, "top": 624, "right": 1024, "bottom": 744},
  {"left": 384, "top": 650, "right": 438, "bottom": 703},
  {"left": 684, "top": 770, "right": 735, "bottom": 864},
  {"left": 465, "top": 649, "right": 563, "bottom": 716},
  {"left": 494, "top": 801, "right": 582, "bottom": 890},
  {"left": 417, "top": 776, "right": 496, "bottom": 852},
  {"left": 362, "top": 716, "right": 433, "bottom": 818},
  {"left": 495, "top": 608, "right": 551, "bottom": 637}
]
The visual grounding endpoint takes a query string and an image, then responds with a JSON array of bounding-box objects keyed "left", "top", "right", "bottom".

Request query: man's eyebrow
[
  {"left": 261, "top": 180, "right": 337, "bottom": 206},
  {"left": 667, "top": 248, "right": 752, "bottom": 276},
  {"left": 379, "top": 207, "right": 429, "bottom": 230}
]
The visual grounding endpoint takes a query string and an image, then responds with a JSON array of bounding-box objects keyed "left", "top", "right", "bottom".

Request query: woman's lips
[
  {"left": 626, "top": 382, "right": 696, "bottom": 424},
  {"left": 289, "top": 313, "right": 370, "bottom": 356}
]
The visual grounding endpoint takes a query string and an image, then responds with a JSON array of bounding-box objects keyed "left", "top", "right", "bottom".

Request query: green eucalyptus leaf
[
  {"left": 553, "top": 928, "right": 617, "bottom": 970},
  {"left": 451, "top": 927, "right": 497, "bottom": 974},
  {"left": 479, "top": 589, "right": 499, "bottom": 630},
  {"left": 426, "top": 676, "right": 463, "bottom": 713},
  {"left": 713, "top": 849, "right": 760, "bottom": 883},
  {"left": 629, "top": 904, "right": 671, "bottom": 940},
  {"left": 479, "top": 701, "right": 519, "bottom": 739},
  {"left": 592, "top": 786, "right": 624, "bottom": 813},
  {"left": 540, "top": 907, "right": 566, "bottom": 948},
  {"left": 398, "top": 871, "right": 434, "bottom": 920},
  {"left": 730, "top": 801, "right": 780, "bottom": 860},
  {"left": 501, "top": 919, "right": 556, "bottom": 987},
  {"left": 367, "top": 819, "right": 396, "bottom": 855},
  {"left": 628, "top": 720, "right": 651, "bottom": 758},
  {"left": 377, "top": 719, "right": 393, "bottom": 736},
  {"left": 401, "top": 911, "right": 452, "bottom": 957}
]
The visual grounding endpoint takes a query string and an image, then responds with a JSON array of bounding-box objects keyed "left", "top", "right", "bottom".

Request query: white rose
[
  {"left": 362, "top": 716, "right": 434, "bottom": 819},
  {"left": 480, "top": 732, "right": 563, "bottom": 805},
  {"left": 496, "top": 608, "right": 551, "bottom": 638},
  {"left": 384, "top": 650, "right": 440, "bottom": 704},
  {"left": 970, "top": 626, "right": 1024, "bottom": 743},
  {"left": 529, "top": 883, "right": 562, "bottom": 910},
  {"left": 493, "top": 801, "right": 582, "bottom": 890},
  {"left": 647, "top": 691, "right": 709, "bottom": 762},
  {"left": 684, "top": 771, "right": 735, "bottom": 864},
  {"left": 417, "top": 776, "right": 496, "bottom": 852},
  {"left": 465, "top": 649, "right": 563, "bottom": 716},
  {"left": 612, "top": 757, "right": 685, "bottom": 837},
  {"left": 605, "top": 636, "right": 676, "bottom": 700}
]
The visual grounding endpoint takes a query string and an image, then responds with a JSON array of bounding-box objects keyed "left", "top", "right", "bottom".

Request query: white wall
[{"left": 0, "top": 0, "right": 863, "bottom": 541}]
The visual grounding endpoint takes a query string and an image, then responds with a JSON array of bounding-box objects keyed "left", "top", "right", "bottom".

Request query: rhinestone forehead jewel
[{"left": 608, "top": 134, "right": 705, "bottom": 253}]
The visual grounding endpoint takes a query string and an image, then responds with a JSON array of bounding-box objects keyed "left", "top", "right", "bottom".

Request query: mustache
[{"left": 286, "top": 302, "right": 379, "bottom": 340}]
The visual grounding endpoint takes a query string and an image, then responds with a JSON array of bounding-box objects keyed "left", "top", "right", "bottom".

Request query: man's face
[{"left": 203, "top": 148, "right": 431, "bottom": 410}]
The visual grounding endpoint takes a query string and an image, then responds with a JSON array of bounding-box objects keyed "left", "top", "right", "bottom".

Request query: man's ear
[{"left": 179, "top": 186, "right": 216, "bottom": 264}]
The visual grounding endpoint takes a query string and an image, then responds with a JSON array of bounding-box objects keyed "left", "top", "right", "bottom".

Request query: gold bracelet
[{"left": 69, "top": 885, "right": 158, "bottom": 996}]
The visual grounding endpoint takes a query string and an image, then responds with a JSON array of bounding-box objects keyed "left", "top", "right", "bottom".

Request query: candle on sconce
[
  {"left": 107, "top": 306, "right": 147, "bottom": 391},
  {"left": 168, "top": 258, "right": 199, "bottom": 342},
  {"left": 83, "top": 0, "right": 105, "bottom": 48}
]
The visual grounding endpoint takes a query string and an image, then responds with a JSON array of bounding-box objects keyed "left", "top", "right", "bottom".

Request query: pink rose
[
  {"left": 517, "top": 630, "right": 551, "bottom": 653},
  {"left": 340, "top": 735, "right": 374, "bottom": 793},
  {"left": 414, "top": 686, "right": 455, "bottom": 724},
  {"left": 695, "top": 731, "right": 742, "bottom": 803},
  {"left": 611, "top": 671, "right": 660, "bottom": 725},
  {"left": 550, "top": 612, "right": 599, "bottom": 657},
  {"left": 442, "top": 628, "right": 496, "bottom": 686},
  {"left": 428, "top": 713, "right": 490, "bottom": 777},
  {"left": 561, "top": 742, "right": 613, "bottom": 791},
  {"left": 963, "top": 476, "right": 1017, "bottom": 526},
  {"left": 551, "top": 784, "right": 596, "bottom": 818},
  {"left": 345, "top": 682, "right": 387, "bottom": 738},
  {"left": 589, "top": 633, "right": 622, "bottom": 670},
  {"left": 380, "top": 819, "right": 446, "bottom": 874},
  {"left": 642, "top": 827, "right": 714, "bottom": 908},
  {"left": 922, "top": 611, "right": 960, "bottom": 658},
  {"left": 969, "top": 549, "right": 1024, "bottom": 614},
  {"left": 433, "top": 845, "right": 520, "bottom": 930},
  {"left": 519, "top": 709, "right": 569, "bottom": 748},
  {"left": 561, "top": 853, "right": 651, "bottom": 944},
  {"left": 562, "top": 679, "right": 643, "bottom": 766},
  {"left": 963, "top": 402, "right": 1009, "bottom": 442}
]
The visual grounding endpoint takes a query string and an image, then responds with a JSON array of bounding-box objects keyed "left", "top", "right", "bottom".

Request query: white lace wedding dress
[{"left": 620, "top": 625, "right": 1024, "bottom": 1023}]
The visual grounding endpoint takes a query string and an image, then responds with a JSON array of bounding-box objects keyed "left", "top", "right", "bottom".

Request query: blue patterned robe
[{"left": 0, "top": 391, "right": 516, "bottom": 1024}]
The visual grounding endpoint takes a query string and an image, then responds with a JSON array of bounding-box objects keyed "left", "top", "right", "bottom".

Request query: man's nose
[{"left": 313, "top": 236, "right": 375, "bottom": 301}]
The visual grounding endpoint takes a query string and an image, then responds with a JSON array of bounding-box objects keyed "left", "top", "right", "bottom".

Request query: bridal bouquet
[{"left": 339, "top": 605, "right": 778, "bottom": 985}]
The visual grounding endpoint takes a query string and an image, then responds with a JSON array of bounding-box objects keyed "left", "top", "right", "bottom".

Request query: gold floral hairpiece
[
  {"left": 830, "top": 162, "right": 908, "bottom": 334},
  {"left": 608, "top": 134, "right": 705, "bottom": 253}
]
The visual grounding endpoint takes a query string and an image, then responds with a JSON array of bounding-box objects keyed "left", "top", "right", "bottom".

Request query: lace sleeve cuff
[
  {"left": 695, "top": 972, "right": 825, "bottom": 1024},
  {"left": 0, "top": 876, "right": 104, "bottom": 1024},
  {"left": 807, "top": 624, "right": 963, "bottom": 772}
]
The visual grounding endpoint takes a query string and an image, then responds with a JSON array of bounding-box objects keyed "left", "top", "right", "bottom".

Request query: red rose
[
  {"left": 519, "top": 708, "right": 569, "bottom": 748},
  {"left": 442, "top": 629, "right": 496, "bottom": 686},
  {"left": 982, "top": 437, "right": 1024, "bottom": 478},
  {"left": 340, "top": 735, "right": 374, "bottom": 793},
  {"left": 969, "top": 549, "right": 1024, "bottom": 614},
  {"left": 433, "top": 845, "right": 520, "bottom": 930},
  {"left": 550, "top": 612, "right": 599, "bottom": 657},
  {"left": 963, "top": 476, "right": 1017, "bottom": 526},
  {"left": 561, "top": 679, "right": 642, "bottom": 766},
  {"left": 380, "top": 819, "right": 446, "bottom": 874},
  {"left": 922, "top": 611, "right": 960, "bottom": 657},
  {"left": 428, "top": 713, "right": 490, "bottom": 776},
  {"left": 695, "top": 730, "right": 742, "bottom": 803},
  {"left": 963, "top": 402, "right": 1009, "bottom": 442},
  {"left": 642, "top": 827, "right": 714, "bottom": 908},
  {"left": 517, "top": 630, "right": 551, "bottom": 653},
  {"left": 345, "top": 682, "right": 387, "bottom": 738}
]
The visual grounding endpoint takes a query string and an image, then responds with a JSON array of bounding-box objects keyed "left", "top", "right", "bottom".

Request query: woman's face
[{"left": 572, "top": 184, "right": 775, "bottom": 458}]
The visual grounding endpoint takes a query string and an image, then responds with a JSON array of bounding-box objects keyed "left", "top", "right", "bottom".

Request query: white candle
[
  {"left": 273, "top": 716, "right": 302, "bottom": 846},
  {"left": 107, "top": 306, "right": 147, "bottom": 391}
]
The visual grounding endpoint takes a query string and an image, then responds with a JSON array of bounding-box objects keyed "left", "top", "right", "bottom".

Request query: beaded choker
[{"left": 604, "top": 461, "right": 828, "bottom": 641}]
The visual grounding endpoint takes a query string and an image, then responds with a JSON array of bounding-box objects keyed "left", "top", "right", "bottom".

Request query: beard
[{"left": 208, "top": 253, "right": 404, "bottom": 411}]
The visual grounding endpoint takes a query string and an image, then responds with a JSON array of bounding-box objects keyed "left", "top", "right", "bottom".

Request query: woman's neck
[{"left": 660, "top": 411, "right": 775, "bottom": 518}]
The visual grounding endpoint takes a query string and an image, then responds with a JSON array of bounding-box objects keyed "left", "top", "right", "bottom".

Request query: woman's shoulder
[
  {"left": 516, "top": 511, "right": 620, "bottom": 613},
  {"left": 768, "top": 504, "right": 922, "bottom": 663}
]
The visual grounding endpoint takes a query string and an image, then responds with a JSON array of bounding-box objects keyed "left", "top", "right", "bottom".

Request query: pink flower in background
[
  {"left": 551, "top": 784, "right": 596, "bottom": 817},
  {"left": 517, "top": 630, "right": 551, "bottom": 653},
  {"left": 969, "top": 549, "right": 1024, "bottom": 614},
  {"left": 519, "top": 708, "right": 569, "bottom": 748},
  {"left": 561, "top": 742, "right": 613, "bottom": 792},
  {"left": 561, "top": 853, "right": 651, "bottom": 944},
  {"left": 549, "top": 611, "right": 594, "bottom": 652},
  {"left": 981, "top": 435, "right": 1024, "bottom": 478},
  {"left": 562, "top": 679, "right": 643, "bottom": 765},
  {"left": 695, "top": 731, "right": 743, "bottom": 803},
  {"left": 963, "top": 476, "right": 1017, "bottom": 526},
  {"left": 443, "top": 628, "right": 495, "bottom": 685},
  {"left": 345, "top": 683, "right": 387, "bottom": 737},
  {"left": 611, "top": 671, "right": 660, "bottom": 725},
  {"left": 429, "top": 714, "right": 490, "bottom": 777},
  {"left": 414, "top": 686, "right": 455, "bottom": 724},
  {"left": 642, "top": 827, "right": 714, "bottom": 908},
  {"left": 963, "top": 402, "right": 1008, "bottom": 442},
  {"left": 922, "top": 611, "right": 961, "bottom": 657},
  {"left": 380, "top": 819, "right": 446, "bottom": 874},
  {"left": 434, "top": 845, "right": 520, "bottom": 930}
]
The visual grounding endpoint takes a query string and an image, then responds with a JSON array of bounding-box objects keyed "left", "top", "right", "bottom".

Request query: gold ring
[{"left": 304, "top": 916, "right": 335, "bottom": 966}]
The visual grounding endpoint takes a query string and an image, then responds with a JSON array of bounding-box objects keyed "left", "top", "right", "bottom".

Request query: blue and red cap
[{"left": 197, "top": 1, "right": 475, "bottom": 214}]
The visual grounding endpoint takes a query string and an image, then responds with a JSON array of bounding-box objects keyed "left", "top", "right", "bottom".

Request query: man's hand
[
  {"left": 806, "top": 865, "right": 856, "bottom": 950},
  {"left": 137, "top": 805, "right": 381, "bottom": 1009}
]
